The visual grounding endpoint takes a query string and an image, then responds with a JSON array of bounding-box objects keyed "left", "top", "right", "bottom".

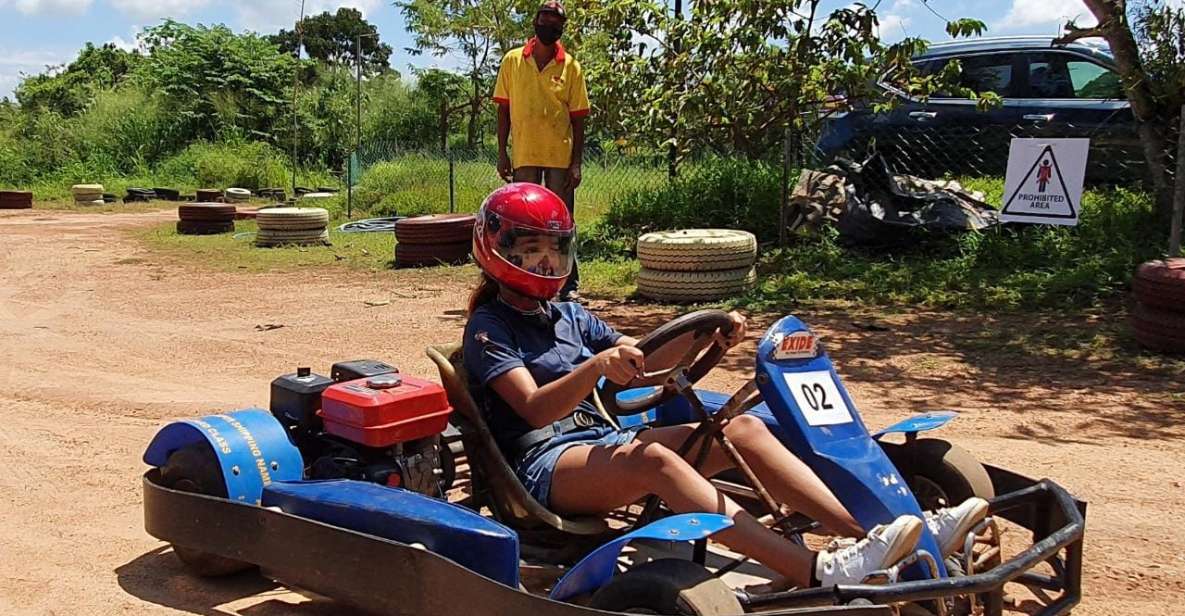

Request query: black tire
[
  {"left": 159, "top": 443, "right": 255, "bottom": 577},
  {"left": 588, "top": 559, "right": 742, "bottom": 615},
  {"left": 881, "top": 438, "right": 995, "bottom": 511}
]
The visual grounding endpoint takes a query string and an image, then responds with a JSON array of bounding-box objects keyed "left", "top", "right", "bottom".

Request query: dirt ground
[{"left": 0, "top": 208, "right": 1181, "bottom": 615}]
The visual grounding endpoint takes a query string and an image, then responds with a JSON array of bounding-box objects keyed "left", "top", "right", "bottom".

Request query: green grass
[
  {"left": 138, "top": 219, "right": 398, "bottom": 272},
  {"left": 352, "top": 156, "right": 668, "bottom": 223}
]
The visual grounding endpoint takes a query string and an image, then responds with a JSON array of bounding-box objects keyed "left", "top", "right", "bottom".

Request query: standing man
[{"left": 493, "top": 1, "right": 589, "bottom": 302}]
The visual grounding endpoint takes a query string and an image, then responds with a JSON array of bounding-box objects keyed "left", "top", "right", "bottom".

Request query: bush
[
  {"left": 156, "top": 142, "right": 291, "bottom": 190},
  {"left": 585, "top": 159, "right": 783, "bottom": 257},
  {"left": 750, "top": 185, "right": 1163, "bottom": 310}
]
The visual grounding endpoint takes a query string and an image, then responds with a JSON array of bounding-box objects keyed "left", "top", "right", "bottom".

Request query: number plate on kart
[{"left": 783, "top": 371, "right": 853, "bottom": 426}]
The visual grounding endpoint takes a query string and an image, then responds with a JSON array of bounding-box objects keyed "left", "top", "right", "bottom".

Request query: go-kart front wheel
[
  {"left": 159, "top": 442, "right": 256, "bottom": 577},
  {"left": 588, "top": 559, "right": 742, "bottom": 615},
  {"left": 882, "top": 438, "right": 995, "bottom": 511}
]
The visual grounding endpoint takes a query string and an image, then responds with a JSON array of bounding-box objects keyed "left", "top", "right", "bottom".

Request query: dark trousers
[{"left": 513, "top": 166, "right": 578, "bottom": 296}]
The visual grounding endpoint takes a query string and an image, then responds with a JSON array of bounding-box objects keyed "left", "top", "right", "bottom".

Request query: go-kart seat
[{"left": 427, "top": 344, "right": 608, "bottom": 536}]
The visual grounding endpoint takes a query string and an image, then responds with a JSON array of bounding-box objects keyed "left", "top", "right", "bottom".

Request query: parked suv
[{"left": 815, "top": 36, "right": 1141, "bottom": 183}]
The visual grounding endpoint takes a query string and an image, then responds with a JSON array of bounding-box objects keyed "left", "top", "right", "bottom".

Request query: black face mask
[{"left": 534, "top": 23, "right": 563, "bottom": 46}]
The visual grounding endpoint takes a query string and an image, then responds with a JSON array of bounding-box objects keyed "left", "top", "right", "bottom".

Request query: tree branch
[{"left": 1054, "top": 25, "right": 1109, "bottom": 44}]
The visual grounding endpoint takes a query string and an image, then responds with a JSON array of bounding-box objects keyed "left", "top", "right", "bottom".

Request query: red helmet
[{"left": 473, "top": 183, "right": 575, "bottom": 300}]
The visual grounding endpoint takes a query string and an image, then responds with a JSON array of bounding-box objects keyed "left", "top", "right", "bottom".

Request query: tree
[
  {"left": 15, "top": 43, "right": 141, "bottom": 116},
  {"left": 584, "top": 1, "right": 990, "bottom": 166},
  {"left": 1056, "top": 1, "right": 1183, "bottom": 218},
  {"left": 397, "top": 0, "right": 532, "bottom": 148},
  {"left": 136, "top": 20, "right": 298, "bottom": 144},
  {"left": 271, "top": 8, "right": 394, "bottom": 75}
]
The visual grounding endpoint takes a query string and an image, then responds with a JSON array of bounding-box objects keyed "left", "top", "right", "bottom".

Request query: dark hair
[{"left": 468, "top": 272, "right": 500, "bottom": 316}]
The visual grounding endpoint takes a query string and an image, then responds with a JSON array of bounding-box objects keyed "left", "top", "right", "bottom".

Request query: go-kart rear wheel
[
  {"left": 160, "top": 443, "right": 255, "bottom": 577},
  {"left": 588, "top": 559, "right": 742, "bottom": 615},
  {"left": 882, "top": 438, "right": 994, "bottom": 511}
]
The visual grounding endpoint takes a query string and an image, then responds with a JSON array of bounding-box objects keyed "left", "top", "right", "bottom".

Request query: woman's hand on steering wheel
[
  {"left": 723, "top": 311, "right": 748, "bottom": 349},
  {"left": 597, "top": 346, "right": 645, "bottom": 385}
]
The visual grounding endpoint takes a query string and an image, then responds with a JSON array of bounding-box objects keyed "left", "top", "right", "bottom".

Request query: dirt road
[{"left": 0, "top": 208, "right": 1180, "bottom": 614}]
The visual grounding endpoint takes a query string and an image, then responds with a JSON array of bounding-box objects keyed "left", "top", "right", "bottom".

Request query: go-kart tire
[
  {"left": 636, "top": 267, "right": 757, "bottom": 303},
  {"left": 159, "top": 443, "right": 255, "bottom": 577},
  {"left": 1131, "top": 302, "right": 1185, "bottom": 354},
  {"left": 195, "top": 189, "right": 223, "bottom": 202},
  {"left": 882, "top": 438, "right": 994, "bottom": 511},
  {"left": 394, "top": 241, "right": 471, "bottom": 268},
  {"left": 0, "top": 191, "right": 33, "bottom": 209},
  {"left": 588, "top": 559, "right": 742, "bottom": 615},
  {"left": 637, "top": 229, "right": 758, "bottom": 272},
  {"left": 1133, "top": 259, "right": 1185, "bottom": 311}
]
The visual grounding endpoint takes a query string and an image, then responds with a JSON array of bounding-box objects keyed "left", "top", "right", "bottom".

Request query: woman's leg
[
  {"left": 636, "top": 416, "right": 864, "bottom": 538},
  {"left": 549, "top": 440, "right": 817, "bottom": 586}
]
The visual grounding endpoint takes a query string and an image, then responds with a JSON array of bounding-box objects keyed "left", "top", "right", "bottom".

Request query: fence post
[
  {"left": 448, "top": 149, "right": 457, "bottom": 214},
  {"left": 779, "top": 124, "right": 793, "bottom": 248},
  {"left": 1171, "top": 104, "right": 1185, "bottom": 256}
]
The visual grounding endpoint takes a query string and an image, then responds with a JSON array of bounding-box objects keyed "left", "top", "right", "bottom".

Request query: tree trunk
[
  {"left": 468, "top": 74, "right": 481, "bottom": 149},
  {"left": 1059, "top": 0, "right": 1173, "bottom": 216}
]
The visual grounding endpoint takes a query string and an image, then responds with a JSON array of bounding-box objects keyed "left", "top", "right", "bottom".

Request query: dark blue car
[{"left": 816, "top": 36, "right": 1141, "bottom": 183}]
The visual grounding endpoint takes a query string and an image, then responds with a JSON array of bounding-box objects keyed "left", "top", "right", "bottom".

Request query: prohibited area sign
[{"left": 1001, "top": 138, "right": 1089, "bottom": 226}]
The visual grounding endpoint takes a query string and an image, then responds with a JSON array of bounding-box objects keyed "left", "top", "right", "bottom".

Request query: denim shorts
[{"left": 514, "top": 424, "right": 649, "bottom": 509}]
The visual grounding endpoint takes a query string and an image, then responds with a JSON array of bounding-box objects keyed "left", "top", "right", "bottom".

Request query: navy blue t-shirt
[{"left": 463, "top": 299, "right": 623, "bottom": 457}]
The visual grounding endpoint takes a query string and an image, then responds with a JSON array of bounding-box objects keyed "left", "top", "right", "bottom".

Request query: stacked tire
[
  {"left": 636, "top": 229, "right": 758, "bottom": 303},
  {"left": 177, "top": 203, "right": 236, "bottom": 235},
  {"left": 394, "top": 214, "right": 475, "bottom": 268},
  {"left": 125, "top": 188, "right": 157, "bottom": 203},
  {"left": 72, "top": 184, "right": 104, "bottom": 206},
  {"left": 1132, "top": 259, "right": 1185, "bottom": 354},
  {"left": 0, "top": 190, "right": 33, "bottom": 209},
  {"left": 196, "top": 189, "right": 223, "bottom": 202},
  {"left": 256, "top": 207, "right": 330, "bottom": 247},
  {"left": 225, "top": 188, "right": 252, "bottom": 204}
]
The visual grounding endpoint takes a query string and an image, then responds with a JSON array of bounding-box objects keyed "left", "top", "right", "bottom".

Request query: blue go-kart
[{"left": 141, "top": 310, "right": 1085, "bottom": 615}]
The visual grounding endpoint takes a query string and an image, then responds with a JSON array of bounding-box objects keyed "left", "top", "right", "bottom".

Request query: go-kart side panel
[
  {"left": 263, "top": 479, "right": 521, "bottom": 589},
  {"left": 144, "top": 472, "right": 891, "bottom": 616},
  {"left": 755, "top": 317, "right": 946, "bottom": 576},
  {"left": 549, "top": 513, "right": 734, "bottom": 601},
  {"left": 142, "top": 409, "right": 302, "bottom": 504}
]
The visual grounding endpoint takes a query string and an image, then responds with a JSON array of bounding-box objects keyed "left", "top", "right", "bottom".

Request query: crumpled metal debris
[{"left": 790, "top": 153, "right": 1002, "bottom": 246}]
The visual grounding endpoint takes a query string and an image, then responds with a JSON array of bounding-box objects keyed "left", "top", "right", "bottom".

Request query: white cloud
[
  {"left": 233, "top": 0, "right": 383, "bottom": 32},
  {"left": 0, "top": 0, "right": 92, "bottom": 15},
  {"left": 0, "top": 48, "right": 73, "bottom": 99},
  {"left": 996, "top": 0, "right": 1097, "bottom": 32},
  {"left": 110, "top": 0, "right": 210, "bottom": 20},
  {"left": 879, "top": 14, "right": 912, "bottom": 40}
]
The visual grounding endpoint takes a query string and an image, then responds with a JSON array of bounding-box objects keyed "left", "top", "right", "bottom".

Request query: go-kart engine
[{"left": 270, "top": 361, "right": 456, "bottom": 496}]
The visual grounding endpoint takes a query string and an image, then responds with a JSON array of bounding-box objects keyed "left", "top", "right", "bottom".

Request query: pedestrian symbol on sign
[{"left": 1001, "top": 138, "right": 1088, "bottom": 227}]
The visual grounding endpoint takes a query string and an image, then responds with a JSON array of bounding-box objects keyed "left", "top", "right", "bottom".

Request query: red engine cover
[{"left": 319, "top": 375, "right": 452, "bottom": 448}]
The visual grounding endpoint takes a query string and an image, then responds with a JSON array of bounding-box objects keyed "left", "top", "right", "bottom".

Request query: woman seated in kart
[{"left": 463, "top": 183, "right": 988, "bottom": 588}]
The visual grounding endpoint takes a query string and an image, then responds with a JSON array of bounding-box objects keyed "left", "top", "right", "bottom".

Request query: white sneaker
[
  {"left": 924, "top": 497, "right": 990, "bottom": 558},
  {"left": 816, "top": 515, "right": 923, "bottom": 586}
]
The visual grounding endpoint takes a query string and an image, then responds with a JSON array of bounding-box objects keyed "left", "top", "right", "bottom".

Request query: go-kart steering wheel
[{"left": 598, "top": 310, "right": 736, "bottom": 416}]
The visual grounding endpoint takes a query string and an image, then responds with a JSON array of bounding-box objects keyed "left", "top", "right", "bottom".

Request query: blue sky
[{"left": 0, "top": 0, "right": 1101, "bottom": 100}]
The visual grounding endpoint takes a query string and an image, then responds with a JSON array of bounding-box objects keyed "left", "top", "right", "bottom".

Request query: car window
[
  {"left": 1067, "top": 60, "right": 1125, "bottom": 99},
  {"left": 934, "top": 54, "right": 1015, "bottom": 98}
]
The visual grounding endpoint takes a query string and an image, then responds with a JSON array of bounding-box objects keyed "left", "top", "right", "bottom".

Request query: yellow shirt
[{"left": 493, "top": 39, "right": 590, "bottom": 170}]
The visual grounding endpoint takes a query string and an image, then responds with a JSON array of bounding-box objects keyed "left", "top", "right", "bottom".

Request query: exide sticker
[{"left": 772, "top": 331, "right": 818, "bottom": 361}]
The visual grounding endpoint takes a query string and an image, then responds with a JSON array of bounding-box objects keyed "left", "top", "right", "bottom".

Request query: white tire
[
  {"left": 636, "top": 266, "right": 757, "bottom": 303},
  {"left": 637, "top": 229, "right": 757, "bottom": 272}
]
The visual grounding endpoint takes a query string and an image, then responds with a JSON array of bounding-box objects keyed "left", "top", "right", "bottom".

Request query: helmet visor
[{"left": 492, "top": 221, "right": 575, "bottom": 280}]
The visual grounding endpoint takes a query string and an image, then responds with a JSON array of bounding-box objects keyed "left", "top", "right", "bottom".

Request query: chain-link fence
[
  {"left": 812, "top": 119, "right": 1170, "bottom": 187},
  {"left": 347, "top": 141, "right": 671, "bottom": 222}
]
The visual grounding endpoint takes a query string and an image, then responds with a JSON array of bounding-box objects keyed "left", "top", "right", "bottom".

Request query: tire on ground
[
  {"left": 394, "top": 214, "right": 476, "bottom": 244},
  {"left": 160, "top": 443, "right": 256, "bottom": 577},
  {"left": 880, "top": 438, "right": 995, "bottom": 511},
  {"left": 636, "top": 266, "right": 757, "bottom": 303},
  {"left": 395, "top": 241, "right": 471, "bottom": 268},
  {"left": 637, "top": 229, "right": 758, "bottom": 272},
  {"left": 1131, "top": 302, "right": 1185, "bottom": 354},
  {"left": 0, "top": 191, "right": 33, "bottom": 209},
  {"left": 589, "top": 558, "right": 743, "bottom": 615},
  {"left": 1133, "top": 259, "right": 1185, "bottom": 310}
]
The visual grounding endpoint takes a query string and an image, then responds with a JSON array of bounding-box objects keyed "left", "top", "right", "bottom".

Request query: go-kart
[{"left": 141, "top": 310, "right": 1085, "bottom": 615}]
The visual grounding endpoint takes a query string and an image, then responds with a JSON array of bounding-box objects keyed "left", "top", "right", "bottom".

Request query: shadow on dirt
[
  {"left": 590, "top": 300, "right": 1185, "bottom": 443},
  {"left": 116, "top": 547, "right": 350, "bottom": 615}
]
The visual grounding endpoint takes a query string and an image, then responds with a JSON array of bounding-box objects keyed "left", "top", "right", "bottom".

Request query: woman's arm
[{"left": 490, "top": 346, "right": 645, "bottom": 428}]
